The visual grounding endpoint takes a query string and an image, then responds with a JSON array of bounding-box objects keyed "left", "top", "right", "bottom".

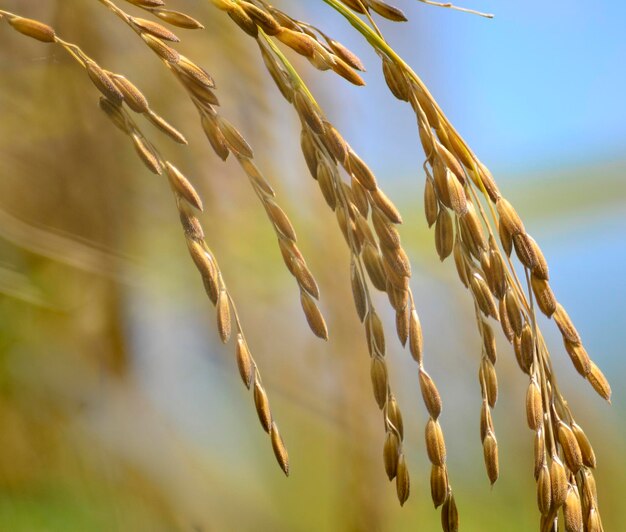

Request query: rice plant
[{"left": 0, "top": 2, "right": 614, "bottom": 530}]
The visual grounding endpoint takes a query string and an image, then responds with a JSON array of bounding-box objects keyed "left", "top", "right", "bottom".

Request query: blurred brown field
[{"left": 0, "top": 1, "right": 625, "bottom": 531}]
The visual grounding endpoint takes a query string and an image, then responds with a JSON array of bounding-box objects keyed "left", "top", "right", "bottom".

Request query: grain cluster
[{"left": 1, "top": 2, "right": 611, "bottom": 530}]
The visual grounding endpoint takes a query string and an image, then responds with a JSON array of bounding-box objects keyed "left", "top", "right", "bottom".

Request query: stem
[{"left": 417, "top": 0, "right": 494, "bottom": 19}]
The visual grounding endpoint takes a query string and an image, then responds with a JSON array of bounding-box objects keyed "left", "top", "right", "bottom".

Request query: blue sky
[{"left": 303, "top": 0, "right": 626, "bottom": 176}]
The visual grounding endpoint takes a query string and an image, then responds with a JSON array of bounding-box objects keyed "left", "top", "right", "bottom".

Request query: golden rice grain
[
  {"left": 564, "top": 486, "right": 583, "bottom": 532},
  {"left": 216, "top": 290, "right": 232, "bottom": 343},
  {"left": 483, "top": 431, "right": 499, "bottom": 485},
  {"left": 8, "top": 16, "right": 55, "bottom": 42},
  {"left": 426, "top": 418, "right": 447, "bottom": 466},
  {"left": 550, "top": 455, "right": 568, "bottom": 508},
  {"left": 270, "top": 422, "right": 290, "bottom": 476},
  {"left": 571, "top": 423, "right": 596, "bottom": 468},
  {"left": 431, "top": 464, "right": 448, "bottom": 508},
  {"left": 383, "top": 430, "right": 400, "bottom": 480},
  {"left": 419, "top": 369, "right": 442, "bottom": 420},
  {"left": 395, "top": 453, "right": 410, "bottom": 506},
  {"left": 236, "top": 334, "right": 253, "bottom": 389},
  {"left": 253, "top": 379, "right": 272, "bottom": 433},
  {"left": 300, "top": 290, "right": 328, "bottom": 340}
]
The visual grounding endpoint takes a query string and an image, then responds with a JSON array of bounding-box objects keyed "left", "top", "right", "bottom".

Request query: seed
[
  {"left": 363, "top": 244, "right": 387, "bottom": 291},
  {"left": 372, "top": 208, "right": 401, "bottom": 249},
  {"left": 382, "top": 55, "right": 409, "bottom": 101},
  {"left": 331, "top": 55, "right": 365, "bottom": 85},
  {"left": 531, "top": 273, "right": 557, "bottom": 317},
  {"left": 321, "top": 121, "right": 348, "bottom": 164},
  {"left": 253, "top": 379, "right": 272, "bottom": 433},
  {"left": 132, "top": 16, "right": 180, "bottom": 42},
  {"left": 141, "top": 32, "right": 180, "bottom": 62},
  {"left": 395, "top": 453, "right": 410, "bottom": 506},
  {"left": 437, "top": 143, "right": 465, "bottom": 184},
  {"left": 294, "top": 91, "right": 325, "bottom": 134},
  {"left": 371, "top": 356, "right": 388, "bottom": 409},
  {"left": 111, "top": 74, "right": 149, "bottom": 113},
  {"left": 470, "top": 272, "right": 498, "bottom": 319},
  {"left": 498, "top": 220, "right": 513, "bottom": 256},
  {"left": 550, "top": 455, "right": 568, "bottom": 508},
  {"left": 460, "top": 202, "right": 487, "bottom": 253},
  {"left": 146, "top": 110, "right": 187, "bottom": 144},
  {"left": 132, "top": 134, "right": 162, "bottom": 174},
  {"left": 236, "top": 335, "right": 253, "bottom": 388},
  {"left": 431, "top": 465, "right": 448, "bottom": 508},
  {"left": 505, "top": 289, "right": 523, "bottom": 337},
  {"left": 165, "top": 163, "right": 203, "bottom": 210},
  {"left": 218, "top": 117, "right": 254, "bottom": 158},
  {"left": 369, "top": 1, "right": 407, "bottom": 23},
  {"left": 176, "top": 56, "right": 215, "bottom": 89},
  {"left": 395, "top": 305, "right": 410, "bottom": 347},
  {"left": 528, "top": 235, "right": 549, "bottom": 279},
  {"left": 496, "top": 197, "right": 525, "bottom": 235},
  {"left": 86, "top": 61, "right": 124, "bottom": 105},
  {"left": 270, "top": 422, "right": 289, "bottom": 476},
  {"left": 350, "top": 261, "right": 367, "bottom": 322},
  {"left": 409, "top": 308, "right": 424, "bottom": 364},
  {"left": 276, "top": 27, "right": 316, "bottom": 57},
  {"left": 482, "top": 321, "right": 497, "bottom": 364},
  {"left": 266, "top": 201, "right": 296, "bottom": 241},
  {"left": 387, "top": 395, "right": 404, "bottom": 439},
  {"left": 372, "top": 189, "right": 403, "bottom": 224},
  {"left": 326, "top": 38, "right": 365, "bottom": 72},
  {"left": 564, "top": 486, "right": 583, "bottom": 532},
  {"left": 441, "top": 493, "right": 459, "bottom": 532},
  {"left": 201, "top": 115, "right": 229, "bottom": 160},
  {"left": 227, "top": 4, "right": 258, "bottom": 37},
  {"left": 153, "top": 8, "right": 205, "bottom": 29},
  {"left": 317, "top": 159, "right": 337, "bottom": 209},
  {"left": 571, "top": 422, "right": 596, "bottom": 468},
  {"left": 347, "top": 150, "right": 377, "bottom": 191},
  {"left": 445, "top": 170, "right": 468, "bottom": 215},
  {"left": 554, "top": 303, "right": 581, "bottom": 344},
  {"left": 480, "top": 399, "right": 492, "bottom": 442},
  {"left": 240, "top": 2, "right": 281, "bottom": 35},
  {"left": 483, "top": 431, "right": 499, "bottom": 484},
  {"left": 419, "top": 369, "right": 442, "bottom": 420},
  {"left": 564, "top": 340, "right": 591, "bottom": 376},
  {"left": 499, "top": 297, "right": 514, "bottom": 342},
  {"left": 435, "top": 208, "right": 454, "bottom": 261},
  {"left": 520, "top": 324, "right": 535, "bottom": 372},
  {"left": 587, "top": 362, "right": 611, "bottom": 402},
  {"left": 558, "top": 422, "right": 583, "bottom": 473},
  {"left": 526, "top": 379, "right": 543, "bottom": 431},
  {"left": 534, "top": 429, "right": 545, "bottom": 478},
  {"left": 425, "top": 418, "right": 447, "bottom": 466},
  {"left": 300, "top": 290, "right": 328, "bottom": 340},
  {"left": 8, "top": 16, "right": 56, "bottom": 42},
  {"left": 383, "top": 430, "right": 400, "bottom": 480},
  {"left": 424, "top": 177, "right": 439, "bottom": 227},
  {"left": 513, "top": 232, "right": 538, "bottom": 270},
  {"left": 486, "top": 246, "right": 506, "bottom": 299},
  {"left": 217, "top": 290, "right": 231, "bottom": 343},
  {"left": 480, "top": 357, "right": 498, "bottom": 408},
  {"left": 537, "top": 464, "right": 551, "bottom": 514}
]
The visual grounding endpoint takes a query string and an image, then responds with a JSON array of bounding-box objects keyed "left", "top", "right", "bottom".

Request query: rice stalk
[
  {"left": 320, "top": 2, "right": 608, "bottom": 528},
  {"left": 0, "top": 3, "right": 612, "bottom": 530},
  {"left": 98, "top": 0, "right": 327, "bottom": 338},
  {"left": 0, "top": 10, "right": 289, "bottom": 475}
]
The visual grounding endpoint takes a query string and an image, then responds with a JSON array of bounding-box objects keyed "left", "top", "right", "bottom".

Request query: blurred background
[{"left": 0, "top": 0, "right": 624, "bottom": 530}]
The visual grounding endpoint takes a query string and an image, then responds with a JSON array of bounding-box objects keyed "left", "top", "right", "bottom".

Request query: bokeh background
[{"left": 0, "top": 1, "right": 624, "bottom": 530}]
